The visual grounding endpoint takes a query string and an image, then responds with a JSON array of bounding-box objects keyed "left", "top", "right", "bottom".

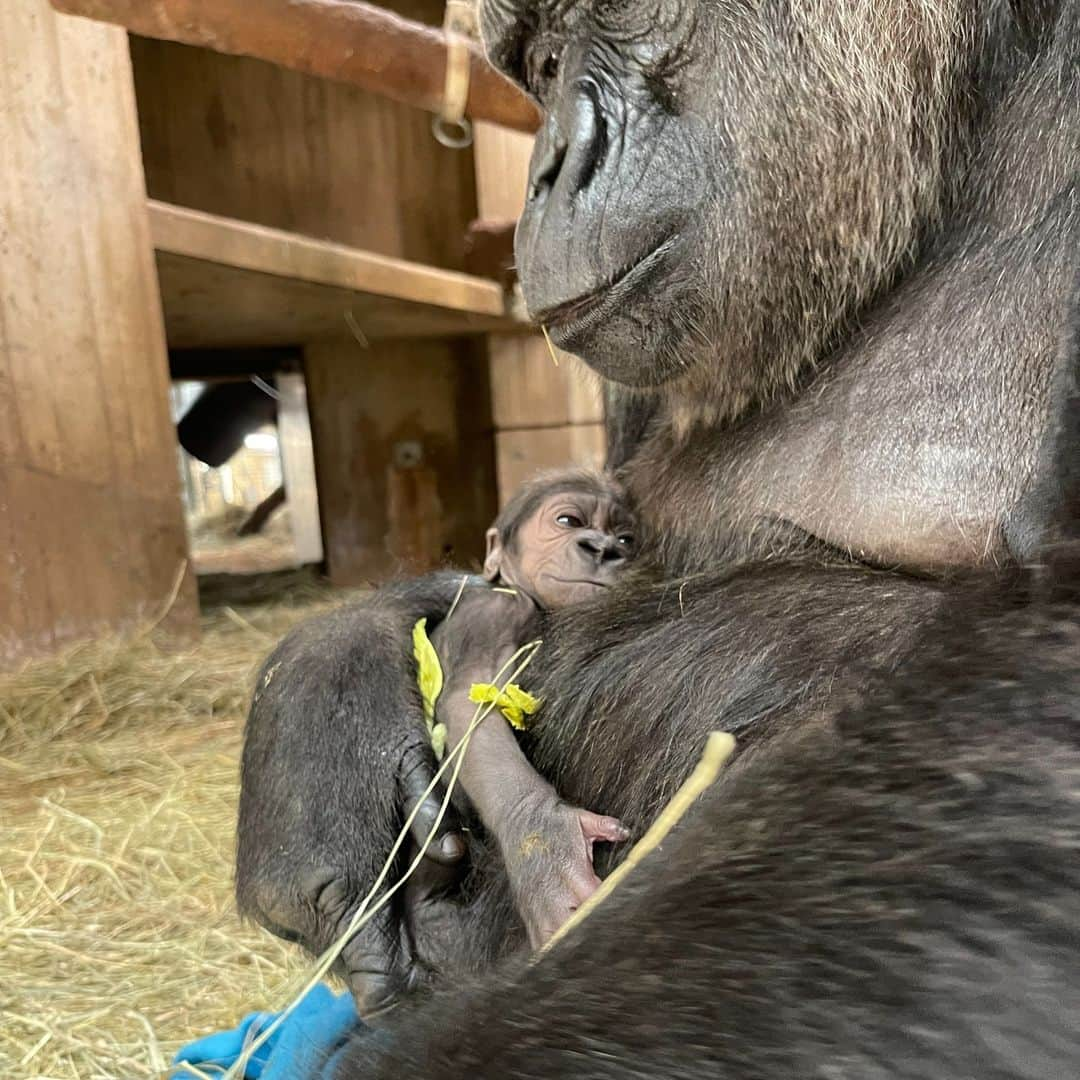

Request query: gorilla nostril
[
  {"left": 528, "top": 132, "right": 567, "bottom": 202},
  {"left": 563, "top": 83, "right": 607, "bottom": 195},
  {"left": 578, "top": 535, "right": 604, "bottom": 557}
]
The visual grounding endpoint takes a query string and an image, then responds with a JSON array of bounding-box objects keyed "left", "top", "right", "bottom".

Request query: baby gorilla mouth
[{"left": 530, "top": 234, "right": 681, "bottom": 345}]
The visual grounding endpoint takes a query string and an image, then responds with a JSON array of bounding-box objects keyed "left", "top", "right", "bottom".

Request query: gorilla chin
[{"left": 525, "top": 234, "right": 697, "bottom": 388}]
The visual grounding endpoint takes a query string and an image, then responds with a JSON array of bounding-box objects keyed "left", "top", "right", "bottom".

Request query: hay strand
[
  {"left": 1, "top": 575, "right": 354, "bottom": 1079},
  {"left": 540, "top": 731, "right": 736, "bottom": 955},
  {"left": 215, "top": 637, "right": 544, "bottom": 1079}
]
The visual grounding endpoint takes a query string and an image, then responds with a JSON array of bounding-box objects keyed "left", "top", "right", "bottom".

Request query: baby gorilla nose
[{"left": 577, "top": 532, "right": 624, "bottom": 563}]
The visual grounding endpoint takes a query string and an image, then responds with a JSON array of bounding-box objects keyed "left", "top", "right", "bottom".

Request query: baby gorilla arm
[{"left": 431, "top": 589, "right": 628, "bottom": 948}]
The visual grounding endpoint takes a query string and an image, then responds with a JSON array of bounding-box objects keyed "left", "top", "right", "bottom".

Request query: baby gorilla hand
[{"left": 501, "top": 789, "right": 630, "bottom": 949}]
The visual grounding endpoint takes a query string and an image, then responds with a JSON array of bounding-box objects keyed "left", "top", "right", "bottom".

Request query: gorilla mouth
[
  {"left": 548, "top": 577, "right": 612, "bottom": 591},
  {"left": 531, "top": 235, "right": 680, "bottom": 340}
]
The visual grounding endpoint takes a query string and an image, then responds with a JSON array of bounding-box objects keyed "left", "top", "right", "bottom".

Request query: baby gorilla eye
[
  {"left": 617, "top": 534, "right": 635, "bottom": 547},
  {"left": 556, "top": 512, "right": 585, "bottom": 528}
]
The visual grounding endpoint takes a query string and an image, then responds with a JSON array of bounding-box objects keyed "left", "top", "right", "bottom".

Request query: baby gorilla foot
[{"left": 500, "top": 791, "right": 630, "bottom": 949}]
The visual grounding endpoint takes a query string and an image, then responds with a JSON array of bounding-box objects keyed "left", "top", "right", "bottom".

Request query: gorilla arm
[
  {"left": 337, "top": 575, "right": 1080, "bottom": 1080},
  {"left": 429, "top": 588, "right": 629, "bottom": 949}
]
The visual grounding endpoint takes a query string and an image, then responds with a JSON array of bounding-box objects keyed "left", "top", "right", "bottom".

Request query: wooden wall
[
  {"left": 0, "top": 0, "right": 198, "bottom": 669},
  {"left": 472, "top": 123, "right": 605, "bottom": 502},
  {"left": 130, "top": 37, "right": 478, "bottom": 271}
]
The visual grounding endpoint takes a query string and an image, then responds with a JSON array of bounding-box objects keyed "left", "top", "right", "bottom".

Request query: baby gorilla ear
[{"left": 483, "top": 527, "right": 504, "bottom": 581}]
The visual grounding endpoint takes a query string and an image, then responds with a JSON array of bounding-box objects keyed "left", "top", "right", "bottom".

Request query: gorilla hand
[{"left": 500, "top": 790, "right": 629, "bottom": 949}]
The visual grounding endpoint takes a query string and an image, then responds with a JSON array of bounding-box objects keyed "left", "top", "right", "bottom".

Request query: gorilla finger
[
  {"left": 340, "top": 911, "right": 409, "bottom": 1017},
  {"left": 398, "top": 746, "right": 466, "bottom": 865},
  {"left": 579, "top": 809, "right": 631, "bottom": 848},
  {"left": 406, "top": 838, "right": 465, "bottom": 897}
]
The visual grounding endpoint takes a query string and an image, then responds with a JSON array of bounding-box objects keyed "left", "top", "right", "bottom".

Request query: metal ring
[{"left": 432, "top": 115, "right": 473, "bottom": 149}]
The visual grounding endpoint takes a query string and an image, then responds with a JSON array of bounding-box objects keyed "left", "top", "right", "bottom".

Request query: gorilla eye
[
  {"left": 526, "top": 42, "right": 563, "bottom": 97},
  {"left": 556, "top": 512, "right": 584, "bottom": 528},
  {"left": 617, "top": 534, "right": 634, "bottom": 548}
]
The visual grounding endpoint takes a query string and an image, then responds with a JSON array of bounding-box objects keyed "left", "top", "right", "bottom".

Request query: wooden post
[
  {"left": 0, "top": 0, "right": 198, "bottom": 668},
  {"left": 305, "top": 340, "right": 496, "bottom": 584},
  {"left": 472, "top": 123, "right": 606, "bottom": 504}
]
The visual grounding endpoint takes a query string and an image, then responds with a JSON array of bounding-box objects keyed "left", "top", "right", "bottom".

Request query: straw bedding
[{"left": 0, "top": 573, "right": 356, "bottom": 1079}]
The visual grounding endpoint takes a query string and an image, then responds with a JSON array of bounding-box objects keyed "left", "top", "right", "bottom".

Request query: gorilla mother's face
[{"left": 482, "top": 0, "right": 963, "bottom": 410}]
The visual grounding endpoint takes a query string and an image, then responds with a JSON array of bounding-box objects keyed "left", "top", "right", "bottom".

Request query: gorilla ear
[{"left": 483, "top": 528, "right": 504, "bottom": 581}]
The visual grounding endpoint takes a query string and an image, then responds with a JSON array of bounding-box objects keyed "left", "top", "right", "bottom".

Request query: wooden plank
[
  {"left": 150, "top": 201, "right": 508, "bottom": 315},
  {"left": 130, "top": 39, "right": 480, "bottom": 272},
  {"left": 0, "top": 0, "right": 97, "bottom": 483},
  {"left": 0, "top": 0, "right": 197, "bottom": 668},
  {"left": 489, "top": 336, "right": 604, "bottom": 428},
  {"left": 0, "top": 286, "right": 25, "bottom": 468},
  {"left": 0, "top": 466, "right": 36, "bottom": 664},
  {"left": 472, "top": 121, "right": 609, "bottom": 488},
  {"left": 150, "top": 203, "right": 528, "bottom": 348},
  {"left": 155, "top": 251, "right": 524, "bottom": 348},
  {"left": 51, "top": 0, "right": 540, "bottom": 133},
  {"left": 57, "top": 15, "right": 181, "bottom": 499},
  {"left": 494, "top": 425, "right": 606, "bottom": 505},
  {"left": 473, "top": 122, "right": 534, "bottom": 220}
]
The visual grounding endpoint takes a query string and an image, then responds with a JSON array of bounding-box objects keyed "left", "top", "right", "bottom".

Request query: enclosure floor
[{"left": 0, "top": 574, "right": 358, "bottom": 1079}]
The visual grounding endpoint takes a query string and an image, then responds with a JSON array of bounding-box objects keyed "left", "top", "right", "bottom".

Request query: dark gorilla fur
[
  {"left": 236, "top": 0, "right": 1080, "bottom": 1070},
  {"left": 338, "top": 579, "right": 1080, "bottom": 1080},
  {"left": 335, "top": 275, "right": 1080, "bottom": 1078}
]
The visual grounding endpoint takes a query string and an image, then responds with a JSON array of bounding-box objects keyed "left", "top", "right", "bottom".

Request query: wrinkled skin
[
  {"left": 488, "top": 0, "right": 1079, "bottom": 575},
  {"left": 236, "top": 0, "right": 1080, "bottom": 1067},
  {"left": 483, "top": 489, "right": 637, "bottom": 607},
  {"left": 431, "top": 481, "right": 638, "bottom": 948}
]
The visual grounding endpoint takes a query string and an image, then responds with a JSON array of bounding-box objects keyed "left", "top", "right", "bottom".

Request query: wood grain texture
[
  {"left": 305, "top": 339, "right": 495, "bottom": 584},
  {"left": 495, "top": 425, "right": 607, "bottom": 503},
  {"left": 488, "top": 337, "right": 604, "bottom": 429},
  {"left": 0, "top": 0, "right": 197, "bottom": 669},
  {"left": 149, "top": 197, "right": 527, "bottom": 341},
  {"left": 52, "top": 0, "right": 540, "bottom": 132},
  {"left": 148, "top": 201, "right": 526, "bottom": 347},
  {"left": 472, "top": 122, "right": 607, "bottom": 499},
  {"left": 131, "top": 37, "right": 484, "bottom": 270}
]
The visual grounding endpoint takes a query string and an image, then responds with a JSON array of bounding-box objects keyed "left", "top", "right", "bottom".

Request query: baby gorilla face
[{"left": 492, "top": 489, "right": 636, "bottom": 608}]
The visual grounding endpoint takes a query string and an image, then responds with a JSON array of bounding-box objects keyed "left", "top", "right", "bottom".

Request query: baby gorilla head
[{"left": 484, "top": 469, "right": 637, "bottom": 608}]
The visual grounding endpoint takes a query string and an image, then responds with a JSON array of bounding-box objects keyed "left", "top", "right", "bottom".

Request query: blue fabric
[{"left": 170, "top": 984, "right": 360, "bottom": 1079}]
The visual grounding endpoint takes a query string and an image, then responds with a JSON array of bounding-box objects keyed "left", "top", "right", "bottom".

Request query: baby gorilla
[
  {"left": 236, "top": 468, "right": 640, "bottom": 1004},
  {"left": 422, "top": 469, "right": 637, "bottom": 947}
]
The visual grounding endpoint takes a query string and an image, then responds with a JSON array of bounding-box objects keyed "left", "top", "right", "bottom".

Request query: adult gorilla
[{"left": 236, "top": 0, "right": 1080, "bottom": 1050}]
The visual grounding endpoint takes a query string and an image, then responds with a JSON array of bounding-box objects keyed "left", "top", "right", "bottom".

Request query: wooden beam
[
  {"left": 305, "top": 339, "right": 496, "bottom": 583},
  {"left": 50, "top": 0, "right": 541, "bottom": 133},
  {"left": 150, "top": 201, "right": 510, "bottom": 315},
  {"left": 149, "top": 201, "right": 529, "bottom": 348}
]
